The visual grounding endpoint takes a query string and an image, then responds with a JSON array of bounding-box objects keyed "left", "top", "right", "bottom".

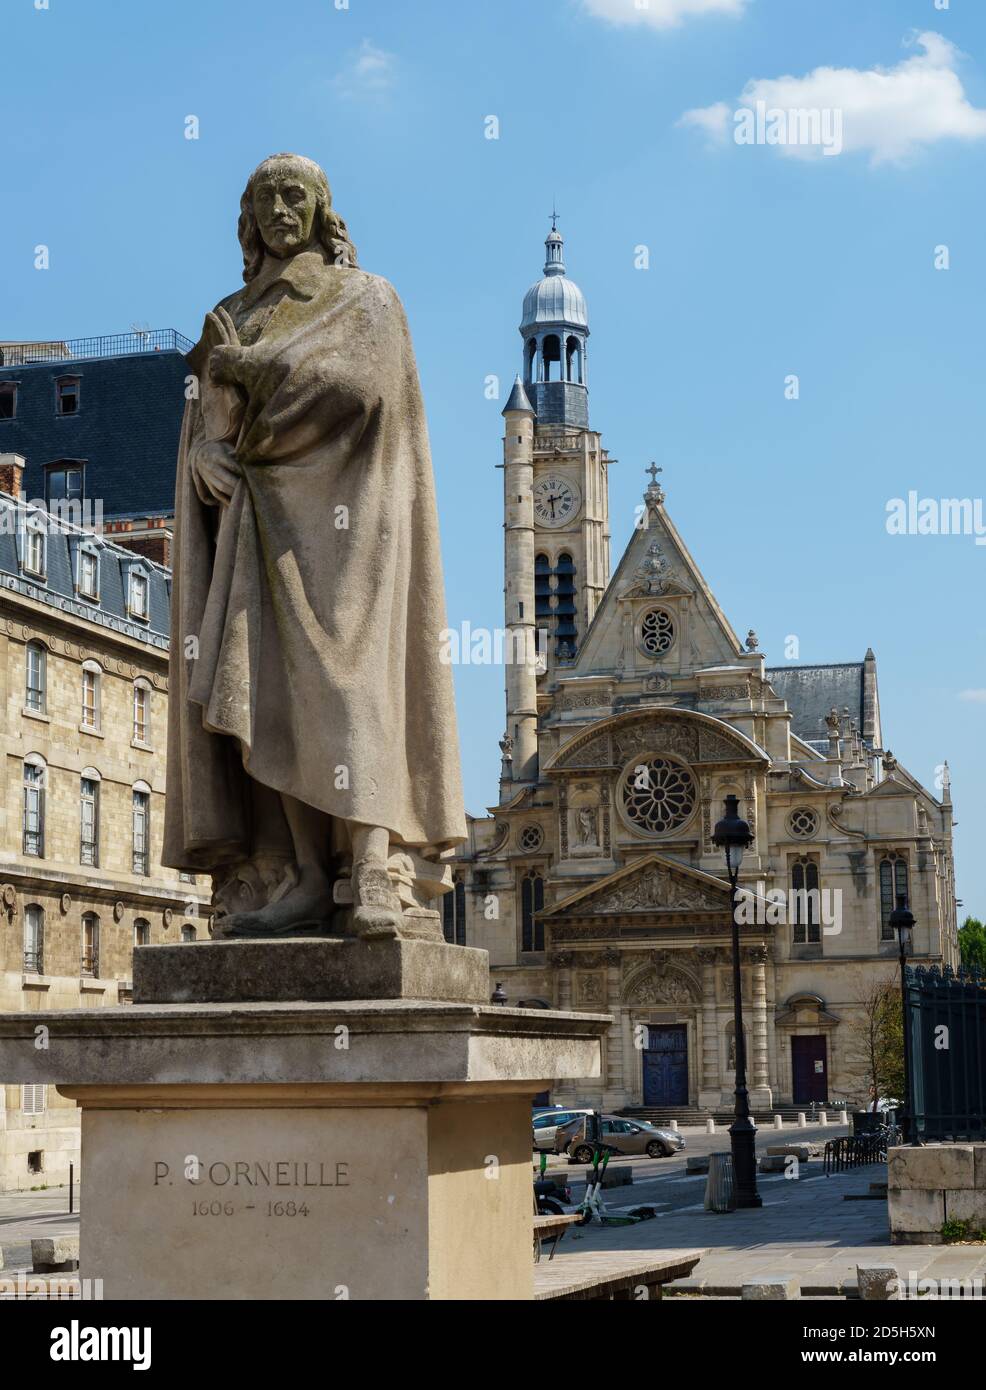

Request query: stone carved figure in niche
[
  {"left": 163, "top": 154, "right": 466, "bottom": 940},
  {"left": 577, "top": 806, "right": 598, "bottom": 847}
]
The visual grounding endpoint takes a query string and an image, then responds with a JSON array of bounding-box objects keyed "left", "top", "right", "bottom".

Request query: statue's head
[{"left": 238, "top": 153, "right": 358, "bottom": 282}]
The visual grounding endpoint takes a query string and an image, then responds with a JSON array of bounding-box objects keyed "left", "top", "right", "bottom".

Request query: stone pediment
[
  {"left": 542, "top": 854, "right": 731, "bottom": 920},
  {"left": 545, "top": 707, "right": 768, "bottom": 775}
]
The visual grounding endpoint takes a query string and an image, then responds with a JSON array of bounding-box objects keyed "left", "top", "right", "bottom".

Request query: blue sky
[{"left": 4, "top": 0, "right": 985, "bottom": 917}]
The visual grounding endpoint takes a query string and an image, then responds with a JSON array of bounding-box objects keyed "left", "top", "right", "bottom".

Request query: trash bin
[
  {"left": 852, "top": 1110, "right": 880, "bottom": 1138},
  {"left": 704, "top": 1151, "right": 736, "bottom": 1212}
]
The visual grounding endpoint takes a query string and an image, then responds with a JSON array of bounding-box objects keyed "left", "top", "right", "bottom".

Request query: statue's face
[{"left": 252, "top": 164, "right": 319, "bottom": 259}]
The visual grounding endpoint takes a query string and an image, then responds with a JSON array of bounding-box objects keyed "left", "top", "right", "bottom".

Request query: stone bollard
[
  {"left": 856, "top": 1266, "right": 900, "bottom": 1301},
  {"left": 742, "top": 1277, "right": 800, "bottom": 1301},
  {"left": 669, "top": 1119, "right": 679, "bottom": 1131},
  {"left": 31, "top": 1236, "right": 79, "bottom": 1274},
  {"left": 773, "top": 1114, "right": 783, "bottom": 1129},
  {"left": 819, "top": 1110, "right": 828, "bottom": 1126},
  {"left": 839, "top": 1110, "right": 848, "bottom": 1126},
  {"left": 706, "top": 1117, "right": 716, "bottom": 1134},
  {"left": 759, "top": 1155, "right": 788, "bottom": 1173},
  {"left": 798, "top": 1112, "right": 807, "bottom": 1128}
]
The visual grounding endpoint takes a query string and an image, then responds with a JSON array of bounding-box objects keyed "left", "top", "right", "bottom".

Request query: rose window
[
  {"left": 519, "top": 824, "right": 544, "bottom": 852},
  {"left": 639, "top": 608, "right": 675, "bottom": 657},
  {"left": 789, "top": 807, "right": 818, "bottom": 839},
  {"left": 620, "top": 756, "right": 696, "bottom": 835}
]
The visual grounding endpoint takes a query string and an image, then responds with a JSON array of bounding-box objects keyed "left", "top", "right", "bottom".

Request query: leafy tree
[
  {"left": 958, "top": 916, "right": 986, "bottom": 972},
  {"left": 847, "top": 976, "right": 905, "bottom": 1111}
]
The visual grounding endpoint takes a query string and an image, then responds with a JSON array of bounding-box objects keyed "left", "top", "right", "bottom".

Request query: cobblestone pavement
[
  {"left": 0, "top": 1186, "right": 79, "bottom": 1271},
  {"left": 549, "top": 1133, "right": 986, "bottom": 1295}
]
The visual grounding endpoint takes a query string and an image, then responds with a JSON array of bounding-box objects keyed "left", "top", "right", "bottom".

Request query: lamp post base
[{"left": 729, "top": 1117, "right": 762, "bottom": 1209}]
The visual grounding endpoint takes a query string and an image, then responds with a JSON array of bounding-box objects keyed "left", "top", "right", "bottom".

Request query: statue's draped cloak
[{"left": 162, "top": 251, "right": 466, "bottom": 871}]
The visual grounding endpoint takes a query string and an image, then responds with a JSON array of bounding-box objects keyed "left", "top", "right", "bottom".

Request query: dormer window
[
  {"left": 79, "top": 548, "right": 99, "bottom": 600},
  {"left": 129, "top": 570, "right": 149, "bottom": 621},
  {"left": 0, "top": 383, "right": 16, "bottom": 420},
  {"left": 56, "top": 376, "right": 80, "bottom": 415},
  {"left": 45, "top": 461, "right": 84, "bottom": 507},
  {"left": 23, "top": 517, "right": 46, "bottom": 578}
]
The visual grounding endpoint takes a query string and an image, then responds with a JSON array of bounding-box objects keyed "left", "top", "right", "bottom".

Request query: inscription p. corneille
[{"left": 153, "top": 1159, "right": 350, "bottom": 1188}]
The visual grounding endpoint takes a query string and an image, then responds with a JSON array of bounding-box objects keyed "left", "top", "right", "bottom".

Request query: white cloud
[
  {"left": 581, "top": 0, "right": 748, "bottom": 29},
  {"left": 332, "top": 40, "right": 396, "bottom": 99},
  {"left": 679, "top": 31, "right": 986, "bottom": 164},
  {"left": 959, "top": 690, "right": 986, "bottom": 703}
]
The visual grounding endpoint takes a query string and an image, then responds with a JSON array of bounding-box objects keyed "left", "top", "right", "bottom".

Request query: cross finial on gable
[{"left": 646, "top": 463, "right": 662, "bottom": 486}]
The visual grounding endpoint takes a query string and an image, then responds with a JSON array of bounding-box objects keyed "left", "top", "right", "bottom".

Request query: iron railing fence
[
  {"left": 823, "top": 1130, "right": 898, "bottom": 1175},
  {"left": 0, "top": 329, "right": 193, "bottom": 367},
  {"left": 907, "top": 964, "right": 986, "bottom": 1142}
]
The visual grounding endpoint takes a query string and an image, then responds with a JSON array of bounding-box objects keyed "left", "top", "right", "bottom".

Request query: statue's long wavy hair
[{"left": 238, "top": 154, "right": 358, "bottom": 282}]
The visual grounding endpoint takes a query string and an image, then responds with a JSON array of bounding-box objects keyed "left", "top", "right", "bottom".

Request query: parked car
[
  {"left": 555, "top": 1113, "right": 686, "bottom": 1162},
  {"left": 532, "top": 1108, "right": 594, "bottom": 1152}
]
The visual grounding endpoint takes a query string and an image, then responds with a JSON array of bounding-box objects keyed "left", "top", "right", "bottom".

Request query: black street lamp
[
  {"left": 712, "top": 794, "right": 762, "bottom": 1209},
  {"left": 888, "top": 893, "right": 918, "bottom": 1146}
]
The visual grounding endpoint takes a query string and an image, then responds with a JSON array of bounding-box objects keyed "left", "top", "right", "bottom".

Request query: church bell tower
[{"left": 501, "top": 218, "right": 613, "bottom": 792}]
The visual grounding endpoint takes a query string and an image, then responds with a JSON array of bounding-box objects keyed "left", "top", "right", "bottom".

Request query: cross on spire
[
  {"left": 646, "top": 463, "right": 662, "bottom": 486},
  {"left": 550, "top": 199, "right": 560, "bottom": 232}
]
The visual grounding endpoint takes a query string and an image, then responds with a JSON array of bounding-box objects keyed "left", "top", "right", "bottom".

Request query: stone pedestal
[
  {"left": 0, "top": 953, "right": 608, "bottom": 1300},
  {"left": 133, "top": 936, "right": 490, "bottom": 1005}
]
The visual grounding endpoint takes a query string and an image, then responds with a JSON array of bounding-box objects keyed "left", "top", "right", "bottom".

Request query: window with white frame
[
  {"left": 129, "top": 570, "right": 149, "bottom": 620},
  {"left": 23, "top": 904, "right": 44, "bottom": 974},
  {"left": 80, "top": 773, "right": 99, "bottom": 867},
  {"left": 24, "top": 520, "right": 46, "bottom": 577},
  {"left": 132, "top": 785, "right": 150, "bottom": 875},
  {"left": 22, "top": 757, "right": 45, "bottom": 857},
  {"left": 81, "top": 663, "right": 101, "bottom": 730},
  {"left": 21, "top": 1084, "right": 46, "bottom": 1116},
  {"left": 25, "top": 641, "right": 46, "bottom": 713},
  {"left": 79, "top": 548, "right": 99, "bottom": 600},
  {"left": 133, "top": 681, "right": 150, "bottom": 742},
  {"left": 81, "top": 913, "right": 99, "bottom": 976}
]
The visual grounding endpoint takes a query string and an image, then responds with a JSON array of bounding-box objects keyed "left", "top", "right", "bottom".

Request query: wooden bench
[
  {"left": 533, "top": 1212, "right": 581, "bottom": 1261},
  {"left": 533, "top": 1248, "right": 705, "bottom": 1301}
]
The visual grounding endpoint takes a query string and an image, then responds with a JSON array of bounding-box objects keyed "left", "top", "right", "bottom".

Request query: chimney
[
  {"left": 113, "top": 529, "right": 172, "bottom": 567},
  {"left": 0, "top": 453, "right": 25, "bottom": 499}
]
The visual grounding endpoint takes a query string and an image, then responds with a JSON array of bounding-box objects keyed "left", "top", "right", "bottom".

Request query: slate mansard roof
[
  {"left": 0, "top": 332, "right": 191, "bottom": 519},
  {"left": 765, "top": 653, "right": 881, "bottom": 751},
  {"left": 0, "top": 491, "right": 170, "bottom": 652}
]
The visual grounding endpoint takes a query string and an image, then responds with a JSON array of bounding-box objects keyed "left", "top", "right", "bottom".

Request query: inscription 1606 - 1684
[{"left": 153, "top": 1159, "right": 350, "bottom": 1188}]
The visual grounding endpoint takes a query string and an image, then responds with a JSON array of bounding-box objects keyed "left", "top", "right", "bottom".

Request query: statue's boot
[{"left": 353, "top": 859, "right": 403, "bottom": 940}]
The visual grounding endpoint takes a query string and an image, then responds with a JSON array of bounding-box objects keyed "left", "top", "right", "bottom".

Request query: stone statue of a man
[{"left": 163, "top": 153, "right": 466, "bottom": 940}]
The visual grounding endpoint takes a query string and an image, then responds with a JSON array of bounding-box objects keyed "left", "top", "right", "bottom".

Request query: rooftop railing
[{"left": 0, "top": 329, "right": 194, "bottom": 367}]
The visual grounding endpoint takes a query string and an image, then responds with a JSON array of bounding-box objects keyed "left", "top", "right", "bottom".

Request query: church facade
[{"left": 449, "top": 225, "right": 959, "bottom": 1114}]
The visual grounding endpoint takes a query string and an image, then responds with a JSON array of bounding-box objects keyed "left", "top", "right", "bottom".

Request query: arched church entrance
[{"left": 643, "top": 1023, "right": 688, "bottom": 1105}]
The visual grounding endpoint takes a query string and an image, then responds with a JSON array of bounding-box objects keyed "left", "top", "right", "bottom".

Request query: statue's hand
[
  {"left": 208, "top": 344, "right": 250, "bottom": 387},
  {"left": 192, "top": 439, "right": 242, "bottom": 506}
]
